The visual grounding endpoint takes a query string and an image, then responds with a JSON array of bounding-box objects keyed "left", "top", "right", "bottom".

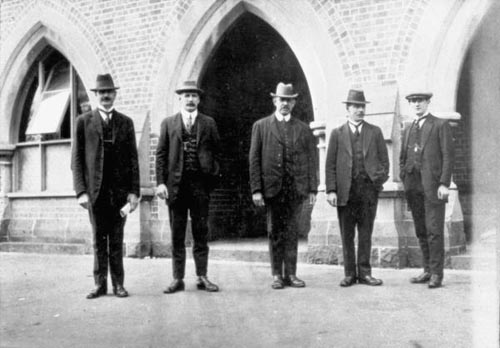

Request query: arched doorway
[{"left": 199, "top": 12, "right": 314, "bottom": 240}]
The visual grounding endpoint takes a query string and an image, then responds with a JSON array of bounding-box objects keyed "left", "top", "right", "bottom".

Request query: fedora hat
[
  {"left": 405, "top": 90, "right": 433, "bottom": 100},
  {"left": 270, "top": 82, "right": 299, "bottom": 98},
  {"left": 90, "top": 74, "right": 119, "bottom": 91},
  {"left": 342, "top": 89, "right": 370, "bottom": 105},
  {"left": 175, "top": 81, "right": 204, "bottom": 95}
]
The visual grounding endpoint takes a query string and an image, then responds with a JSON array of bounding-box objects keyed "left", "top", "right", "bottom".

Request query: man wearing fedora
[
  {"left": 72, "top": 74, "right": 140, "bottom": 299},
  {"left": 325, "top": 89, "right": 389, "bottom": 287},
  {"left": 249, "top": 82, "right": 318, "bottom": 289},
  {"left": 400, "top": 91, "right": 454, "bottom": 289},
  {"left": 156, "top": 81, "right": 221, "bottom": 294}
]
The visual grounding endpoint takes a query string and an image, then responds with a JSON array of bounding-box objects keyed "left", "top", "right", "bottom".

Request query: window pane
[
  {"left": 25, "top": 90, "right": 70, "bottom": 135},
  {"left": 45, "top": 62, "right": 70, "bottom": 91}
]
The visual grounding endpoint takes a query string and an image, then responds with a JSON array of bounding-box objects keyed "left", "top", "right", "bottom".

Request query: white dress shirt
[
  {"left": 181, "top": 109, "right": 198, "bottom": 129},
  {"left": 98, "top": 106, "right": 114, "bottom": 121},
  {"left": 347, "top": 121, "right": 364, "bottom": 134},
  {"left": 274, "top": 112, "right": 291, "bottom": 122}
]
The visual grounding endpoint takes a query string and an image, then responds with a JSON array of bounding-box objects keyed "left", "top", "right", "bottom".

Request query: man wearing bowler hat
[
  {"left": 249, "top": 82, "right": 318, "bottom": 289},
  {"left": 72, "top": 74, "right": 140, "bottom": 299},
  {"left": 325, "top": 89, "right": 389, "bottom": 287},
  {"left": 156, "top": 81, "right": 221, "bottom": 293},
  {"left": 400, "top": 91, "right": 454, "bottom": 289}
]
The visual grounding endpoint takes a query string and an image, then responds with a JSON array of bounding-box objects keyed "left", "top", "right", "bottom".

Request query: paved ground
[{"left": 0, "top": 252, "right": 497, "bottom": 348}]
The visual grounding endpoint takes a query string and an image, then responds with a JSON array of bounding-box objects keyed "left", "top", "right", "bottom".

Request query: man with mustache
[
  {"left": 325, "top": 89, "right": 389, "bottom": 287},
  {"left": 156, "top": 81, "right": 221, "bottom": 293},
  {"left": 72, "top": 74, "right": 140, "bottom": 299},
  {"left": 399, "top": 91, "right": 454, "bottom": 289},
  {"left": 249, "top": 82, "right": 318, "bottom": 289}
]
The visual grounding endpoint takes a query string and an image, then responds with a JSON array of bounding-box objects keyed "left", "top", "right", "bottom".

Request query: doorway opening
[{"left": 199, "top": 12, "right": 314, "bottom": 240}]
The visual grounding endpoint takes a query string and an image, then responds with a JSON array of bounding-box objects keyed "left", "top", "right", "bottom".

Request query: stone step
[
  {"left": 0, "top": 242, "right": 88, "bottom": 255},
  {"left": 204, "top": 239, "right": 309, "bottom": 263},
  {"left": 449, "top": 250, "right": 496, "bottom": 271}
]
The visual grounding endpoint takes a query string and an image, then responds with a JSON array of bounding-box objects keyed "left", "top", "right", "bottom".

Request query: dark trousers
[
  {"left": 89, "top": 195, "right": 126, "bottom": 290},
  {"left": 266, "top": 191, "right": 303, "bottom": 277},
  {"left": 404, "top": 171, "right": 445, "bottom": 276},
  {"left": 168, "top": 173, "right": 210, "bottom": 279},
  {"left": 337, "top": 177, "right": 379, "bottom": 278}
]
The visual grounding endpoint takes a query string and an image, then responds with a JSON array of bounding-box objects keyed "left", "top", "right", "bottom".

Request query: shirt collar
[
  {"left": 98, "top": 106, "right": 114, "bottom": 120},
  {"left": 274, "top": 112, "right": 291, "bottom": 122},
  {"left": 415, "top": 112, "right": 430, "bottom": 125},
  {"left": 181, "top": 109, "right": 198, "bottom": 122},
  {"left": 347, "top": 120, "right": 364, "bottom": 132}
]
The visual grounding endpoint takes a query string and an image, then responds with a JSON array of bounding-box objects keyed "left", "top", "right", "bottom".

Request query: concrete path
[{"left": 0, "top": 253, "right": 497, "bottom": 348}]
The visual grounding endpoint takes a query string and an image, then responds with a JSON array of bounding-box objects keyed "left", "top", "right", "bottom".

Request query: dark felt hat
[
  {"left": 405, "top": 91, "right": 433, "bottom": 100},
  {"left": 342, "top": 89, "right": 370, "bottom": 105},
  {"left": 270, "top": 82, "right": 299, "bottom": 98},
  {"left": 90, "top": 74, "right": 119, "bottom": 91}
]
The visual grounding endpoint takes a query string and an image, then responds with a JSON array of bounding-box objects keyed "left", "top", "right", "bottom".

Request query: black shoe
[
  {"left": 283, "top": 275, "right": 306, "bottom": 288},
  {"left": 86, "top": 286, "right": 107, "bottom": 299},
  {"left": 428, "top": 274, "right": 443, "bottom": 289},
  {"left": 410, "top": 272, "right": 432, "bottom": 284},
  {"left": 163, "top": 279, "right": 185, "bottom": 294},
  {"left": 358, "top": 275, "right": 383, "bottom": 286},
  {"left": 196, "top": 276, "right": 219, "bottom": 292},
  {"left": 339, "top": 276, "right": 356, "bottom": 287},
  {"left": 113, "top": 285, "right": 129, "bottom": 298},
  {"left": 271, "top": 275, "right": 285, "bottom": 290}
]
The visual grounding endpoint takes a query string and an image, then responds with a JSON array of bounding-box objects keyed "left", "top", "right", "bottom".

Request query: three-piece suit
[
  {"left": 249, "top": 114, "right": 318, "bottom": 277},
  {"left": 399, "top": 114, "right": 454, "bottom": 277},
  {"left": 325, "top": 121, "right": 389, "bottom": 278},
  {"left": 72, "top": 109, "right": 140, "bottom": 291},
  {"left": 155, "top": 112, "right": 221, "bottom": 279}
]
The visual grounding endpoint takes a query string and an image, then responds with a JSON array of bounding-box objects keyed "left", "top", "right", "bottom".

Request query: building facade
[{"left": 0, "top": 0, "right": 498, "bottom": 268}]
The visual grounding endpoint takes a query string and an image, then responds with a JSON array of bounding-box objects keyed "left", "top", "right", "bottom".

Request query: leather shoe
[
  {"left": 339, "top": 276, "right": 356, "bottom": 287},
  {"left": 358, "top": 275, "right": 383, "bottom": 286},
  {"left": 410, "top": 272, "right": 432, "bottom": 284},
  {"left": 86, "top": 286, "right": 107, "bottom": 299},
  {"left": 196, "top": 276, "right": 219, "bottom": 292},
  {"left": 271, "top": 275, "right": 285, "bottom": 289},
  {"left": 113, "top": 285, "right": 129, "bottom": 298},
  {"left": 284, "top": 275, "right": 306, "bottom": 288},
  {"left": 428, "top": 274, "right": 443, "bottom": 289},
  {"left": 163, "top": 279, "right": 185, "bottom": 294}
]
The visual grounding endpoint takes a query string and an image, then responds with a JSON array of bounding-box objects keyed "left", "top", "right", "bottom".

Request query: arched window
[{"left": 14, "top": 47, "right": 90, "bottom": 193}]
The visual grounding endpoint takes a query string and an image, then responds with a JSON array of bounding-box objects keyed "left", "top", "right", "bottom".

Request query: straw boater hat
[
  {"left": 405, "top": 90, "right": 433, "bottom": 100},
  {"left": 175, "top": 81, "right": 204, "bottom": 95},
  {"left": 270, "top": 82, "right": 299, "bottom": 98},
  {"left": 342, "top": 89, "right": 370, "bottom": 105},
  {"left": 90, "top": 74, "right": 120, "bottom": 91}
]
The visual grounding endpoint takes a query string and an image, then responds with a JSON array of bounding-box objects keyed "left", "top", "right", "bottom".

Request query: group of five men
[{"left": 71, "top": 74, "right": 453, "bottom": 299}]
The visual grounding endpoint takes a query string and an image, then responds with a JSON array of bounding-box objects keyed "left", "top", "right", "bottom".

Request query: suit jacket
[
  {"left": 399, "top": 114, "right": 454, "bottom": 203},
  {"left": 71, "top": 109, "right": 140, "bottom": 206},
  {"left": 325, "top": 121, "right": 389, "bottom": 206},
  {"left": 249, "top": 114, "right": 318, "bottom": 199},
  {"left": 155, "top": 112, "right": 221, "bottom": 202}
]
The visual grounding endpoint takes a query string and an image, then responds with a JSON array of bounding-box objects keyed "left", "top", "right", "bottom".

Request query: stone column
[
  {"left": 0, "top": 145, "right": 15, "bottom": 240},
  {"left": 307, "top": 122, "right": 342, "bottom": 263}
]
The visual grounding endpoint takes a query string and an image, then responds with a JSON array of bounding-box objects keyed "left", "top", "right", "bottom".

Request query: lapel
[
  {"left": 111, "top": 110, "right": 122, "bottom": 144},
  {"left": 91, "top": 109, "right": 103, "bottom": 140},
  {"left": 420, "top": 115, "right": 435, "bottom": 151},
  {"left": 340, "top": 122, "right": 352, "bottom": 157},
  {"left": 269, "top": 115, "right": 282, "bottom": 142},
  {"left": 196, "top": 113, "right": 205, "bottom": 144},
  {"left": 361, "top": 122, "right": 373, "bottom": 157},
  {"left": 172, "top": 113, "right": 183, "bottom": 142}
]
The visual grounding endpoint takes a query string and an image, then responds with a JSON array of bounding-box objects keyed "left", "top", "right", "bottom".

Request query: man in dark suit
[
  {"left": 156, "top": 81, "right": 221, "bottom": 294},
  {"left": 72, "top": 74, "right": 140, "bottom": 299},
  {"left": 325, "top": 89, "right": 389, "bottom": 287},
  {"left": 249, "top": 82, "right": 318, "bottom": 289},
  {"left": 400, "top": 91, "right": 454, "bottom": 289}
]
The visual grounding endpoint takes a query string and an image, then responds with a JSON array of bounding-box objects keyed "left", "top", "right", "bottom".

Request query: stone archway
[{"left": 198, "top": 12, "right": 314, "bottom": 239}]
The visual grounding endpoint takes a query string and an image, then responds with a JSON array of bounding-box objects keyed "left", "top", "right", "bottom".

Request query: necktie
[
  {"left": 187, "top": 115, "right": 193, "bottom": 133},
  {"left": 103, "top": 110, "right": 111, "bottom": 125},
  {"left": 353, "top": 123, "right": 362, "bottom": 137}
]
